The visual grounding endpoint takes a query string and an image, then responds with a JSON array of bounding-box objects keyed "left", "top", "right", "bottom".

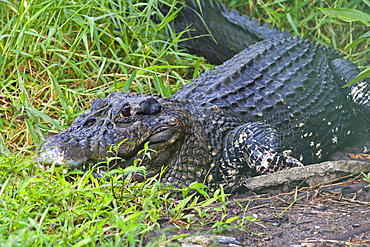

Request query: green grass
[
  {"left": 1, "top": 0, "right": 370, "bottom": 245},
  {"left": 0, "top": 0, "right": 212, "bottom": 155},
  {"left": 362, "top": 172, "right": 370, "bottom": 183},
  {"left": 0, "top": 154, "right": 258, "bottom": 246}
]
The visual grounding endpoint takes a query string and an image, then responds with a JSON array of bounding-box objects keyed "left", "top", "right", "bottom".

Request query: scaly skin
[{"left": 36, "top": 0, "right": 370, "bottom": 193}]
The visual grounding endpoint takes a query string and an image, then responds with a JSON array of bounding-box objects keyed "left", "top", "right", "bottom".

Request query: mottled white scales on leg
[{"left": 221, "top": 122, "right": 303, "bottom": 181}]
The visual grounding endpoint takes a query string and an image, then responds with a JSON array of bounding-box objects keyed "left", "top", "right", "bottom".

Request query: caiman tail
[{"left": 172, "top": 0, "right": 290, "bottom": 64}]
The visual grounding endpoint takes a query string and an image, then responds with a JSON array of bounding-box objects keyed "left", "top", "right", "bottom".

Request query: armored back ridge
[{"left": 36, "top": 0, "right": 370, "bottom": 193}]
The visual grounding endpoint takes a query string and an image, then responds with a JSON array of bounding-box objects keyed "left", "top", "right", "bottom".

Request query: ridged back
[{"left": 173, "top": 36, "right": 355, "bottom": 163}]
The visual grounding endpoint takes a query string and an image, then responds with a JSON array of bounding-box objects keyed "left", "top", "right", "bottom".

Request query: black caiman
[{"left": 36, "top": 0, "right": 370, "bottom": 193}]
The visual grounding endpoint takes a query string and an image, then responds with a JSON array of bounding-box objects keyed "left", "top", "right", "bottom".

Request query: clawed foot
[{"left": 254, "top": 150, "right": 304, "bottom": 174}]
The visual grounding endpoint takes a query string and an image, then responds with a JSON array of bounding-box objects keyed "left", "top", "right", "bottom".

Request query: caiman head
[{"left": 36, "top": 92, "right": 199, "bottom": 176}]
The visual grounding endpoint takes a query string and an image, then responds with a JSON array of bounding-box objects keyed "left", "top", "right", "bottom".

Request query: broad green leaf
[
  {"left": 123, "top": 165, "right": 147, "bottom": 176},
  {"left": 25, "top": 105, "right": 63, "bottom": 131},
  {"left": 225, "top": 216, "right": 240, "bottom": 224},
  {"left": 344, "top": 66, "right": 370, "bottom": 87},
  {"left": 345, "top": 30, "right": 370, "bottom": 50},
  {"left": 318, "top": 8, "right": 370, "bottom": 26}
]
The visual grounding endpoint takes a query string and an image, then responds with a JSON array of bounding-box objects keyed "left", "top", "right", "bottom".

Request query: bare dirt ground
[
  {"left": 225, "top": 182, "right": 370, "bottom": 246},
  {"left": 154, "top": 178, "right": 370, "bottom": 247}
]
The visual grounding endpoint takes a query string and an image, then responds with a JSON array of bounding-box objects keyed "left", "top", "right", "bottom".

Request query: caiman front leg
[{"left": 221, "top": 122, "right": 303, "bottom": 180}]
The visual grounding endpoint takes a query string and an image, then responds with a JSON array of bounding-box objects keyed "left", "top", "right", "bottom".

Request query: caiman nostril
[
  {"left": 83, "top": 118, "right": 96, "bottom": 128},
  {"left": 106, "top": 122, "right": 114, "bottom": 130}
]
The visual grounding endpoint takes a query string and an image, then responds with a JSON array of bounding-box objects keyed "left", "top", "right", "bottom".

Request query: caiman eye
[
  {"left": 116, "top": 106, "right": 133, "bottom": 122},
  {"left": 120, "top": 106, "right": 131, "bottom": 118}
]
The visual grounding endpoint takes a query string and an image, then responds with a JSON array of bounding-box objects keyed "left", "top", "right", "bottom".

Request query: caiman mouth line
[
  {"left": 86, "top": 137, "right": 169, "bottom": 178},
  {"left": 75, "top": 136, "right": 165, "bottom": 175}
]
